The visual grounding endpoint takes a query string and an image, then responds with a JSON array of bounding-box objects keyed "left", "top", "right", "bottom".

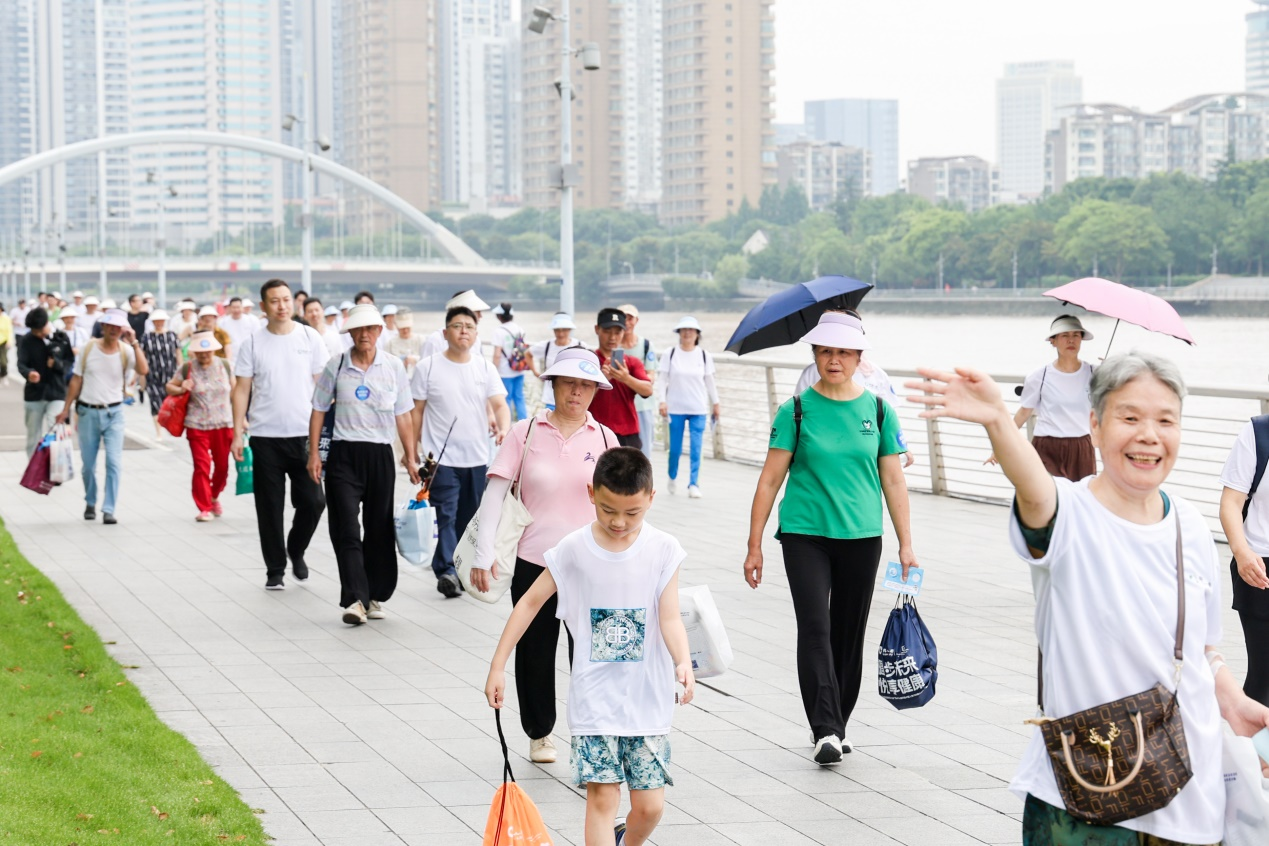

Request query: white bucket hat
[
  {"left": 189, "top": 331, "right": 223, "bottom": 352},
  {"left": 83, "top": 296, "right": 99, "bottom": 306},
  {"left": 101, "top": 298, "right": 117, "bottom": 309},
  {"left": 339, "top": 300, "right": 354, "bottom": 311},
  {"left": 540, "top": 347, "right": 612, "bottom": 390},
  {"left": 446, "top": 290, "right": 490, "bottom": 312},
  {"left": 150, "top": 309, "right": 169, "bottom": 322},
  {"left": 198, "top": 305, "right": 218, "bottom": 318},
  {"left": 323, "top": 305, "right": 339, "bottom": 317},
  {"left": 549, "top": 313, "right": 576, "bottom": 331},
  {"left": 382, "top": 304, "right": 398, "bottom": 316},
  {"left": 674, "top": 315, "right": 702, "bottom": 333},
  {"left": 340, "top": 303, "right": 385, "bottom": 334},
  {"left": 1047, "top": 315, "right": 1093, "bottom": 341},
  {"left": 799, "top": 312, "right": 871, "bottom": 351},
  {"left": 178, "top": 300, "right": 196, "bottom": 312}
]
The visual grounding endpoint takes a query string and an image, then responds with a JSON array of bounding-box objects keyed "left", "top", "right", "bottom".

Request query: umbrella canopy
[
  {"left": 1043, "top": 277, "right": 1195, "bottom": 351},
  {"left": 726, "top": 275, "right": 873, "bottom": 355}
]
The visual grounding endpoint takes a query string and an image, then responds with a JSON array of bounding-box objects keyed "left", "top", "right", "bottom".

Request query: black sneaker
[
  {"left": 614, "top": 821, "right": 627, "bottom": 846},
  {"left": 265, "top": 575, "right": 285, "bottom": 590},
  {"left": 436, "top": 573, "right": 462, "bottom": 598},
  {"left": 84, "top": 505, "right": 96, "bottom": 521},
  {"left": 102, "top": 513, "right": 117, "bottom": 525},
  {"left": 290, "top": 556, "right": 309, "bottom": 582}
]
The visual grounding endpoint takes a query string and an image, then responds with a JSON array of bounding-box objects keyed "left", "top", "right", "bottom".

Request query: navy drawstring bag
[{"left": 877, "top": 595, "right": 938, "bottom": 709}]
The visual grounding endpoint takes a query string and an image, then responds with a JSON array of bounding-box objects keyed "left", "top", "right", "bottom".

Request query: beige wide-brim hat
[
  {"left": 340, "top": 303, "right": 386, "bottom": 334},
  {"left": 394, "top": 310, "right": 414, "bottom": 328},
  {"left": 799, "top": 311, "right": 871, "bottom": 351},
  {"left": 189, "top": 331, "right": 223, "bottom": 352},
  {"left": 446, "top": 290, "right": 490, "bottom": 312},
  {"left": 1047, "top": 315, "right": 1093, "bottom": 341},
  {"left": 541, "top": 347, "right": 612, "bottom": 389}
]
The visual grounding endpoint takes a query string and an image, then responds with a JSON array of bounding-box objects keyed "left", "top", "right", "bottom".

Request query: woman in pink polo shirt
[{"left": 470, "top": 347, "right": 616, "bottom": 765}]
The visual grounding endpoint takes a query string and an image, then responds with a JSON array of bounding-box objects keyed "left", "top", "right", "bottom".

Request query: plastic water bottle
[{"left": 1253, "top": 727, "right": 1269, "bottom": 764}]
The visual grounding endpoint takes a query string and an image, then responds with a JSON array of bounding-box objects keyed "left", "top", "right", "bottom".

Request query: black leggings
[
  {"left": 1231, "top": 556, "right": 1269, "bottom": 707},
  {"left": 780, "top": 533, "right": 883, "bottom": 740},
  {"left": 510, "top": 559, "right": 574, "bottom": 740}
]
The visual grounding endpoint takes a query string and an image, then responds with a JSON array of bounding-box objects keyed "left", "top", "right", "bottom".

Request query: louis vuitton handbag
[{"left": 1029, "top": 510, "right": 1193, "bottom": 825}]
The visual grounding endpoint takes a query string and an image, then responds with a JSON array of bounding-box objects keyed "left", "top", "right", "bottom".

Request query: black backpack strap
[
  {"left": 1244, "top": 414, "right": 1269, "bottom": 521},
  {"left": 791, "top": 393, "right": 803, "bottom": 464},
  {"left": 876, "top": 394, "right": 885, "bottom": 458}
]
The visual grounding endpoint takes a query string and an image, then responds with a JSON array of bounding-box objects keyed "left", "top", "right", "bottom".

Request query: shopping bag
[
  {"left": 877, "top": 595, "right": 938, "bottom": 709},
  {"left": 235, "top": 438, "right": 253, "bottom": 495},
  {"left": 157, "top": 392, "right": 189, "bottom": 437},
  {"left": 483, "top": 710, "right": 553, "bottom": 846},
  {"left": 1223, "top": 724, "right": 1269, "bottom": 845},
  {"left": 395, "top": 497, "right": 438, "bottom": 566},
  {"left": 20, "top": 442, "right": 54, "bottom": 495},
  {"left": 48, "top": 431, "right": 75, "bottom": 485},
  {"left": 679, "top": 585, "right": 734, "bottom": 679}
]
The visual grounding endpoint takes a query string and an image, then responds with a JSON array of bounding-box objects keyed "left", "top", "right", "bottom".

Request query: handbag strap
[
  {"left": 1037, "top": 505, "right": 1184, "bottom": 713},
  {"left": 510, "top": 417, "right": 537, "bottom": 503}
]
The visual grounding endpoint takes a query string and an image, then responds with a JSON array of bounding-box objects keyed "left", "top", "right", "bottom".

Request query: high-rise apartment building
[
  {"left": 661, "top": 0, "right": 775, "bottom": 227},
  {"left": 803, "top": 99, "right": 898, "bottom": 195},
  {"left": 340, "top": 0, "right": 441, "bottom": 234},
  {"left": 439, "top": 0, "right": 519, "bottom": 209},
  {"left": 907, "top": 156, "right": 993, "bottom": 213},
  {"left": 776, "top": 141, "right": 870, "bottom": 209},
  {"left": 996, "top": 60, "right": 1082, "bottom": 202},
  {"left": 0, "top": 2, "right": 35, "bottom": 239},
  {"left": 520, "top": 0, "right": 662, "bottom": 213},
  {"left": 128, "top": 0, "right": 285, "bottom": 240},
  {"left": 1249, "top": 1, "right": 1269, "bottom": 95}
]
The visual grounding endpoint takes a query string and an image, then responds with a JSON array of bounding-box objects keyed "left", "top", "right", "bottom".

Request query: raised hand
[{"left": 905, "top": 367, "right": 1008, "bottom": 426}]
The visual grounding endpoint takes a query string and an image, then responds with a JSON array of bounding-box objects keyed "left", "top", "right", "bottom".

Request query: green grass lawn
[{"left": 0, "top": 521, "right": 269, "bottom": 844}]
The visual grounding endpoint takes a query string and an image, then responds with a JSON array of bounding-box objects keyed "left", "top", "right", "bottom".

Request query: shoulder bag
[
  {"left": 455, "top": 419, "right": 538, "bottom": 604},
  {"left": 317, "top": 353, "right": 344, "bottom": 474},
  {"left": 1028, "top": 509, "right": 1192, "bottom": 824},
  {"left": 157, "top": 362, "right": 191, "bottom": 438}
]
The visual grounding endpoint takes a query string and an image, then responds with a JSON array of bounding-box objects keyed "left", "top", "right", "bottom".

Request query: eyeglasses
[{"left": 447, "top": 322, "right": 477, "bottom": 333}]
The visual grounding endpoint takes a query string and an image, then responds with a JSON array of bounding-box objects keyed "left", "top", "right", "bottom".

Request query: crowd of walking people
[{"left": 4, "top": 279, "right": 1268, "bottom": 846}]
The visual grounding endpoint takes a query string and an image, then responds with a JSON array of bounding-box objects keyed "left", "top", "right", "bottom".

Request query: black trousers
[
  {"left": 1232, "top": 556, "right": 1269, "bottom": 706},
  {"left": 780, "top": 533, "right": 883, "bottom": 740},
  {"left": 510, "top": 559, "right": 575, "bottom": 740},
  {"left": 616, "top": 432, "right": 641, "bottom": 449},
  {"left": 251, "top": 436, "right": 326, "bottom": 577},
  {"left": 326, "top": 441, "right": 398, "bottom": 609}
]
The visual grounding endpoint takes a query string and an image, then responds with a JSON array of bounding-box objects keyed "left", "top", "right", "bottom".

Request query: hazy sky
[{"left": 775, "top": 1, "right": 1256, "bottom": 170}]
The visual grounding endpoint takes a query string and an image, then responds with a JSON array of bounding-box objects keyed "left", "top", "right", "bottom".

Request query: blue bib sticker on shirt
[
  {"left": 590, "top": 608, "right": 646, "bottom": 662},
  {"left": 354, "top": 385, "right": 371, "bottom": 401}
]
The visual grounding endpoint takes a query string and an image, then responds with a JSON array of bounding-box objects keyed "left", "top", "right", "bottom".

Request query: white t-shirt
[
  {"left": 218, "top": 314, "right": 261, "bottom": 350},
  {"left": 235, "top": 325, "right": 330, "bottom": 438},
  {"left": 544, "top": 522, "right": 685, "bottom": 737},
  {"left": 312, "top": 324, "right": 345, "bottom": 359},
  {"left": 12, "top": 307, "right": 29, "bottom": 335},
  {"left": 1019, "top": 362, "right": 1094, "bottom": 438},
  {"left": 375, "top": 327, "right": 398, "bottom": 350},
  {"left": 654, "top": 346, "right": 720, "bottom": 416},
  {"left": 411, "top": 353, "right": 506, "bottom": 468},
  {"left": 420, "top": 329, "right": 446, "bottom": 360},
  {"left": 532, "top": 339, "right": 582, "bottom": 372},
  {"left": 79, "top": 310, "right": 100, "bottom": 333},
  {"left": 494, "top": 321, "right": 527, "bottom": 378},
  {"left": 1220, "top": 419, "right": 1269, "bottom": 556},
  {"left": 77, "top": 341, "right": 136, "bottom": 406},
  {"left": 795, "top": 360, "right": 901, "bottom": 409},
  {"left": 1008, "top": 478, "right": 1224, "bottom": 843}
]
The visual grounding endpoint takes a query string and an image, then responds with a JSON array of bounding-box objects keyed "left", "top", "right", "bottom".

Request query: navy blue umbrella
[{"left": 725, "top": 275, "right": 874, "bottom": 355}]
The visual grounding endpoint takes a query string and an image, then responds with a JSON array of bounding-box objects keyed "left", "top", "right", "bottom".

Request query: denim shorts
[{"left": 569, "top": 734, "right": 673, "bottom": 790}]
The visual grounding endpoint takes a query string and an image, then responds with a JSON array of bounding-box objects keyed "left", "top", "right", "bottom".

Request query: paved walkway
[{"left": 0, "top": 398, "right": 1249, "bottom": 846}]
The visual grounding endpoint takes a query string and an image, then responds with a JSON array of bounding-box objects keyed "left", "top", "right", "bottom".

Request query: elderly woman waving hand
[{"left": 909, "top": 354, "right": 1269, "bottom": 843}]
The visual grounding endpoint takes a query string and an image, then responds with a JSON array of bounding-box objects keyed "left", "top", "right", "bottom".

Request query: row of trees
[{"left": 436, "top": 157, "right": 1269, "bottom": 300}]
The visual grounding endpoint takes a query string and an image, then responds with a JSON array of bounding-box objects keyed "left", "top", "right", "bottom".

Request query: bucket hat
[
  {"left": 324, "top": 305, "right": 339, "bottom": 317},
  {"left": 799, "top": 311, "right": 871, "bottom": 351},
  {"left": 99, "top": 308, "right": 131, "bottom": 329},
  {"left": 178, "top": 300, "right": 196, "bottom": 312},
  {"left": 188, "top": 331, "right": 223, "bottom": 352},
  {"left": 1047, "top": 315, "right": 1093, "bottom": 341},
  {"left": 446, "top": 290, "right": 490, "bottom": 312},
  {"left": 83, "top": 296, "right": 99, "bottom": 306},
  {"left": 150, "top": 310, "right": 169, "bottom": 322},
  {"left": 340, "top": 303, "right": 386, "bottom": 334},
  {"left": 674, "top": 315, "right": 702, "bottom": 333},
  {"left": 382, "top": 304, "right": 398, "bottom": 316},
  {"left": 339, "top": 300, "right": 354, "bottom": 312},
  {"left": 540, "top": 347, "right": 612, "bottom": 389},
  {"left": 198, "top": 305, "right": 218, "bottom": 318},
  {"left": 549, "top": 313, "right": 576, "bottom": 331},
  {"left": 394, "top": 309, "right": 414, "bottom": 328}
]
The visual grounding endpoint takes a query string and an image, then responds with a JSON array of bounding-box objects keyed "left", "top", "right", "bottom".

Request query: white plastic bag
[
  {"left": 679, "top": 585, "right": 734, "bottom": 679},
  {"left": 1224, "top": 724, "right": 1269, "bottom": 846},
  {"left": 48, "top": 427, "right": 75, "bottom": 485},
  {"left": 394, "top": 499, "right": 438, "bottom": 566}
]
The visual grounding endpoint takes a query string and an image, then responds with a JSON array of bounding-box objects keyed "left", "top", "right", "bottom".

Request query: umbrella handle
[{"left": 1105, "top": 319, "right": 1120, "bottom": 359}]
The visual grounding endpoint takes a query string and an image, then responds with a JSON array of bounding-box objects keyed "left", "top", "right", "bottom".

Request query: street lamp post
[
  {"left": 284, "top": 72, "right": 330, "bottom": 297},
  {"left": 147, "top": 169, "right": 177, "bottom": 309},
  {"left": 528, "top": 6, "right": 600, "bottom": 318}
]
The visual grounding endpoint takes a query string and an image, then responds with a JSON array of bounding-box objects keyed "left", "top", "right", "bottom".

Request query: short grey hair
[{"left": 1089, "top": 351, "right": 1187, "bottom": 422}]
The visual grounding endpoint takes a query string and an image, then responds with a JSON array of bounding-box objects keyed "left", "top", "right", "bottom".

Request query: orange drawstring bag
[{"left": 483, "top": 710, "right": 554, "bottom": 846}]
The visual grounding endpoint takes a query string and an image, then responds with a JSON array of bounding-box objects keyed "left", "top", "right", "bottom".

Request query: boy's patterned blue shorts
[{"left": 569, "top": 734, "right": 673, "bottom": 790}]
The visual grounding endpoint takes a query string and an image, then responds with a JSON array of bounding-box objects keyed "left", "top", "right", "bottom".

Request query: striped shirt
[{"left": 312, "top": 351, "right": 413, "bottom": 445}]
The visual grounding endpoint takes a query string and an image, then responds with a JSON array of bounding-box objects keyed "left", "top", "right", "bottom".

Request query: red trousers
[{"left": 187, "top": 427, "right": 232, "bottom": 513}]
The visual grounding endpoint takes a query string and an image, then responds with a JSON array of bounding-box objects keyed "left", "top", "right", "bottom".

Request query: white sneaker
[
  {"left": 668, "top": 478, "right": 677, "bottom": 494},
  {"left": 813, "top": 735, "right": 843, "bottom": 766},
  {"left": 367, "top": 600, "right": 386, "bottom": 620},
  {"left": 688, "top": 484, "right": 702, "bottom": 499},
  {"left": 840, "top": 734, "right": 854, "bottom": 754},
  {"left": 342, "top": 601, "right": 367, "bottom": 625},
  {"left": 529, "top": 736, "right": 558, "bottom": 763}
]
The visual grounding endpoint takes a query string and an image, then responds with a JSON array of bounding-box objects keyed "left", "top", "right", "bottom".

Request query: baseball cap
[{"left": 596, "top": 308, "right": 627, "bottom": 330}]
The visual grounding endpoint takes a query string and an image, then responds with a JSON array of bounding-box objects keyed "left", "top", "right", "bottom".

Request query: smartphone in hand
[{"left": 611, "top": 348, "right": 625, "bottom": 368}]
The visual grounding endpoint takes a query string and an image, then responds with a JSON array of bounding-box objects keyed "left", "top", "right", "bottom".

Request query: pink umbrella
[{"left": 1044, "top": 277, "right": 1195, "bottom": 354}]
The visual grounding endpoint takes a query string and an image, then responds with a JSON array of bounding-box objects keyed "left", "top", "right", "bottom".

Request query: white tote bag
[
  {"left": 49, "top": 425, "right": 76, "bottom": 485},
  {"left": 455, "top": 421, "right": 537, "bottom": 603},
  {"left": 679, "top": 585, "right": 734, "bottom": 679},
  {"left": 1224, "top": 724, "right": 1269, "bottom": 846}
]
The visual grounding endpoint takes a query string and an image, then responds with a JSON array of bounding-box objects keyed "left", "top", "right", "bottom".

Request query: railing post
[
  {"left": 765, "top": 366, "right": 779, "bottom": 423},
  {"left": 1262, "top": 398, "right": 1269, "bottom": 416},
  {"left": 925, "top": 394, "right": 947, "bottom": 496}
]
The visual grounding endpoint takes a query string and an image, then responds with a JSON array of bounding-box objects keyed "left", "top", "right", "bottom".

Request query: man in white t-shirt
[
  {"left": 305, "top": 298, "right": 345, "bottom": 359},
  {"left": 419, "top": 289, "right": 490, "bottom": 360},
  {"left": 233, "top": 279, "right": 331, "bottom": 590},
  {"left": 56, "top": 308, "right": 149, "bottom": 524},
  {"left": 12, "top": 299, "right": 30, "bottom": 338},
  {"left": 79, "top": 296, "right": 101, "bottom": 334},
  {"left": 1218, "top": 416, "right": 1269, "bottom": 706},
  {"left": 376, "top": 304, "right": 399, "bottom": 350},
  {"left": 411, "top": 303, "right": 509, "bottom": 598},
  {"left": 218, "top": 297, "right": 260, "bottom": 351}
]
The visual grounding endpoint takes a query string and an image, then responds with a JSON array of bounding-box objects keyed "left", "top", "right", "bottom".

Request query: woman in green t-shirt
[{"left": 743, "top": 311, "right": 919, "bottom": 767}]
